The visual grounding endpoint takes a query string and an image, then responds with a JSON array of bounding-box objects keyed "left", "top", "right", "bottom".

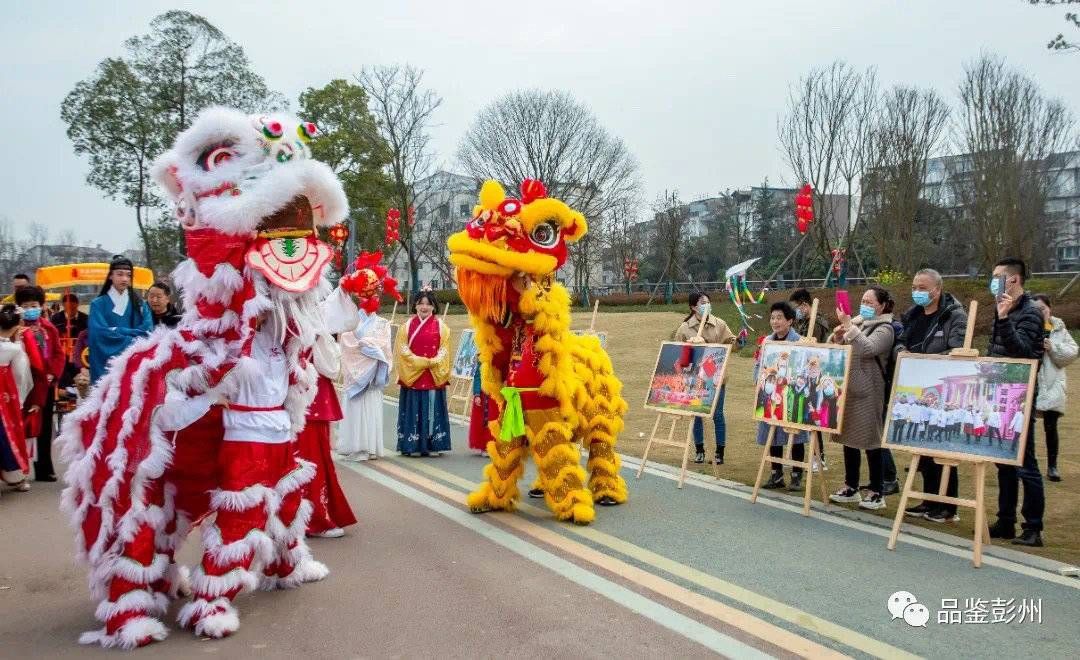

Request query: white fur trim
[
  {"left": 167, "top": 564, "right": 192, "bottom": 599},
  {"left": 209, "top": 484, "right": 276, "bottom": 512},
  {"left": 274, "top": 460, "right": 316, "bottom": 497},
  {"left": 94, "top": 588, "right": 169, "bottom": 622},
  {"left": 201, "top": 522, "right": 276, "bottom": 568},
  {"left": 193, "top": 608, "right": 240, "bottom": 639},
  {"left": 177, "top": 596, "right": 237, "bottom": 635},
  {"left": 189, "top": 566, "right": 259, "bottom": 600},
  {"left": 109, "top": 553, "right": 170, "bottom": 585},
  {"left": 281, "top": 558, "right": 329, "bottom": 588},
  {"left": 78, "top": 616, "right": 168, "bottom": 649}
]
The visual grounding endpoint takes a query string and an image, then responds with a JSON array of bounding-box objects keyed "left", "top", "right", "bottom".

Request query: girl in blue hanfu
[
  {"left": 395, "top": 292, "right": 451, "bottom": 456},
  {"left": 87, "top": 256, "right": 152, "bottom": 383},
  {"left": 0, "top": 305, "right": 33, "bottom": 494}
]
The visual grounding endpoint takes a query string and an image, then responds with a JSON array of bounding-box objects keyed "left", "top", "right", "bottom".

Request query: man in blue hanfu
[{"left": 87, "top": 256, "right": 153, "bottom": 384}]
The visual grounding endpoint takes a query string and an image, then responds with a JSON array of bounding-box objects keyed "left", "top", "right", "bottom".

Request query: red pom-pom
[
  {"left": 497, "top": 199, "right": 522, "bottom": 216},
  {"left": 520, "top": 179, "right": 547, "bottom": 204}
]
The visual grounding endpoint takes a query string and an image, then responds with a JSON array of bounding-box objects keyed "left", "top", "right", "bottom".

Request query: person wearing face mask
[
  {"left": 675, "top": 292, "right": 735, "bottom": 464},
  {"left": 986, "top": 258, "right": 1046, "bottom": 547},
  {"left": 1031, "top": 293, "right": 1077, "bottom": 483},
  {"left": 828, "top": 285, "right": 895, "bottom": 511},
  {"left": 87, "top": 256, "right": 152, "bottom": 384},
  {"left": 754, "top": 301, "right": 809, "bottom": 490},
  {"left": 895, "top": 268, "right": 968, "bottom": 524},
  {"left": 14, "top": 285, "right": 65, "bottom": 482},
  {"left": 396, "top": 291, "right": 452, "bottom": 457},
  {"left": 788, "top": 288, "right": 831, "bottom": 343}
]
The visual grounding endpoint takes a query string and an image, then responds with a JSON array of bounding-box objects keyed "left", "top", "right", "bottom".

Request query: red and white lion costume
[{"left": 59, "top": 107, "right": 347, "bottom": 648}]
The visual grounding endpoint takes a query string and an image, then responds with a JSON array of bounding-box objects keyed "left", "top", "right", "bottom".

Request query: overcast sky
[{"left": 3, "top": 1, "right": 1079, "bottom": 254}]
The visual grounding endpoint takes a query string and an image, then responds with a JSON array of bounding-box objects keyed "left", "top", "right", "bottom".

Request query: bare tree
[
  {"left": 1027, "top": 0, "right": 1080, "bottom": 52},
  {"left": 950, "top": 54, "right": 1076, "bottom": 269},
  {"left": 642, "top": 191, "right": 690, "bottom": 301},
  {"left": 777, "top": 61, "right": 877, "bottom": 277},
  {"left": 602, "top": 199, "right": 643, "bottom": 290},
  {"left": 862, "top": 86, "right": 951, "bottom": 272},
  {"left": 456, "top": 90, "right": 640, "bottom": 293},
  {"left": 358, "top": 64, "right": 442, "bottom": 294}
]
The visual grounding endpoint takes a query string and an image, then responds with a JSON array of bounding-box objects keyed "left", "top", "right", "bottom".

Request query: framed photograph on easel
[
  {"left": 885, "top": 300, "right": 1037, "bottom": 567},
  {"left": 637, "top": 341, "right": 731, "bottom": 486},
  {"left": 749, "top": 298, "right": 844, "bottom": 516}
]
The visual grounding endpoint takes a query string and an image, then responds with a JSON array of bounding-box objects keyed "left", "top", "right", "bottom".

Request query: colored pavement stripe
[
  {"left": 345, "top": 459, "right": 775, "bottom": 659},
  {"left": 372, "top": 460, "right": 848, "bottom": 660},
  {"left": 385, "top": 456, "right": 919, "bottom": 660}
]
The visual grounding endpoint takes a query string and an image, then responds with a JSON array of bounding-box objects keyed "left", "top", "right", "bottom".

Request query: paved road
[{"left": 2, "top": 402, "right": 1078, "bottom": 658}]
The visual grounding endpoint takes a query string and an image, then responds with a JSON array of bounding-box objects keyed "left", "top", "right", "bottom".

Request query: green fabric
[{"left": 499, "top": 386, "right": 539, "bottom": 442}]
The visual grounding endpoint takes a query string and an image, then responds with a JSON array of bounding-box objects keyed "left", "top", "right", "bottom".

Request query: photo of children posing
[{"left": 884, "top": 355, "right": 1036, "bottom": 464}]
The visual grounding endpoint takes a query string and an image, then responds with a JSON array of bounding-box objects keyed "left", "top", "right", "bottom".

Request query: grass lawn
[{"left": 390, "top": 308, "right": 1079, "bottom": 565}]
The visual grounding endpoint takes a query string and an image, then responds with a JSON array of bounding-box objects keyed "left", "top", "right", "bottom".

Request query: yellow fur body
[{"left": 451, "top": 179, "right": 628, "bottom": 524}]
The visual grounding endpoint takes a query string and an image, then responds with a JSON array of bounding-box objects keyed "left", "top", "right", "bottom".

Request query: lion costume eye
[
  {"left": 198, "top": 143, "right": 236, "bottom": 172},
  {"left": 529, "top": 220, "right": 559, "bottom": 248}
]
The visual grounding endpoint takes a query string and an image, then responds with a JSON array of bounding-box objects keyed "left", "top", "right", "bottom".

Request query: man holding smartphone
[{"left": 987, "top": 257, "right": 1046, "bottom": 547}]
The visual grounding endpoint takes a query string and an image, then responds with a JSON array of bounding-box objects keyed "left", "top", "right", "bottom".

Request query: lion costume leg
[
  {"left": 467, "top": 433, "right": 526, "bottom": 513},
  {"left": 527, "top": 408, "right": 595, "bottom": 525},
  {"left": 260, "top": 459, "right": 329, "bottom": 590},
  {"left": 177, "top": 441, "right": 285, "bottom": 639},
  {"left": 80, "top": 495, "right": 171, "bottom": 649}
]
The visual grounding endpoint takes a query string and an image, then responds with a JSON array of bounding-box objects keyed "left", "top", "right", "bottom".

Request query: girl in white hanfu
[
  {"left": 319, "top": 253, "right": 401, "bottom": 461},
  {"left": 338, "top": 308, "right": 392, "bottom": 460}
]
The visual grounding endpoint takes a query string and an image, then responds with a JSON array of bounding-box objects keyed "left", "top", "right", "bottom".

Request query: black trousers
[
  {"left": 34, "top": 387, "right": 56, "bottom": 479},
  {"left": 996, "top": 417, "right": 1044, "bottom": 532},
  {"left": 769, "top": 443, "right": 805, "bottom": 475},
  {"left": 1043, "top": 411, "right": 1061, "bottom": 470},
  {"left": 843, "top": 445, "right": 883, "bottom": 494},
  {"left": 918, "top": 455, "right": 958, "bottom": 515}
]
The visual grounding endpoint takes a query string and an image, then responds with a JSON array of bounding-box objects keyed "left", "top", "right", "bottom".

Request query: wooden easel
[
  {"left": 441, "top": 302, "right": 450, "bottom": 320},
  {"left": 447, "top": 373, "right": 473, "bottom": 418},
  {"left": 635, "top": 412, "right": 709, "bottom": 487},
  {"left": 749, "top": 299, "right": 830, "bottom": 516},
  {"left": 750, "top": 426, "right": 829, "bottom": 515},
  {"left": 636, "top": 314, "right": 724, "bottom": 486},
  {"left": 388, "top": 300, "right": 398, "bottom": 325},
  {"left": 886, "top": 301, "right": 994, "bottom": 567}
]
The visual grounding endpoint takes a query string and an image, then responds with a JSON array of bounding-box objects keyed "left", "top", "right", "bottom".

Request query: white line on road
[{"left": 347, "top": 460, "right": 775, "bottom": 660}]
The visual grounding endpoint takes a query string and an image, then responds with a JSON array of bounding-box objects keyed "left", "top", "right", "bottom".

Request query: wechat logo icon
[{"left": 888, "top": 591, "right": 929, "bottom": 628}]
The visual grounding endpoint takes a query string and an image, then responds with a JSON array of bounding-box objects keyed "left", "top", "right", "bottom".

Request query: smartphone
[
  {"left": 995, "top": 274, "right": 1008, "bottom": 302},
  {"left": 835, "top": 290, "right": 851, "bottom": 316}
]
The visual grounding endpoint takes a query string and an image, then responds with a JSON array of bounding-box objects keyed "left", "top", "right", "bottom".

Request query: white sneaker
[
  {"left": 15, "top": 480, "right": 30, "bottom": 492},
  {"left": 811, "top": 457, "right": 821, "bottom": 473},
  {"left": 830, "top": 486, "right": 861, "bottom": 503},
  {"left": 859, "top": 492, "right": 886, "bottom": 511},
  {"left": 311, "top": 528, "right": 345, "bottom": 538}
]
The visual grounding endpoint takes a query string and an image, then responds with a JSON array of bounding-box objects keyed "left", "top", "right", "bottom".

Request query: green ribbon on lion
[{"left": 498, "top": 386, "right": 540, "bottom": 442}]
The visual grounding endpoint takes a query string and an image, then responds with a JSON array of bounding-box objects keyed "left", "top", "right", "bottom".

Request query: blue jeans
[{"left": 693, "top": 386, "right": 726, "bottom": 451}]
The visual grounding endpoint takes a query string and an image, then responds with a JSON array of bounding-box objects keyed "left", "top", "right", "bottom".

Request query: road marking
[
  {"left": 387, "top": 456, "right": 919, "bottom": 660},
  {"left": 343, "top": 460, "right": 775, "bottom": 659},
  {"left": 620, "top": 456, "right": 1080, "bottom": 589},
  {"left": 380, "top": 397, "right": 1079, "bottom": 588},
  {"left": 372, "top": 460, "right": 848, "bottom": 660}
]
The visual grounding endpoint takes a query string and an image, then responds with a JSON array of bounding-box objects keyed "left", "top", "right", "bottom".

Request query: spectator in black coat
[{"left": 986, "top": 258, "right": 1046, "bottom": 547}]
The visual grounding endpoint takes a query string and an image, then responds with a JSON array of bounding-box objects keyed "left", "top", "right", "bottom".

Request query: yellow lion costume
[{"left": 447, "top": 179, "right": 628, "bottom": 525}]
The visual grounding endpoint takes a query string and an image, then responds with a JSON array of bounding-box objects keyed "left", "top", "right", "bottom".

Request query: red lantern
[
  {"left": 407, "top": 206, "right": 416, "bottom": 228},
  {"left": 793, "top": 183, "right": 814, "bottom": 232}
]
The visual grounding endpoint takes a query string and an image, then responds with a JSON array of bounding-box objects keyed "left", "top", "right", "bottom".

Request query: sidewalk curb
[
  {"left": 383, "top": 395, "right": 1079, "bottom": 580},
  {"left": 622, "top": 454, "right": 1079, "bottom": 579}
]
